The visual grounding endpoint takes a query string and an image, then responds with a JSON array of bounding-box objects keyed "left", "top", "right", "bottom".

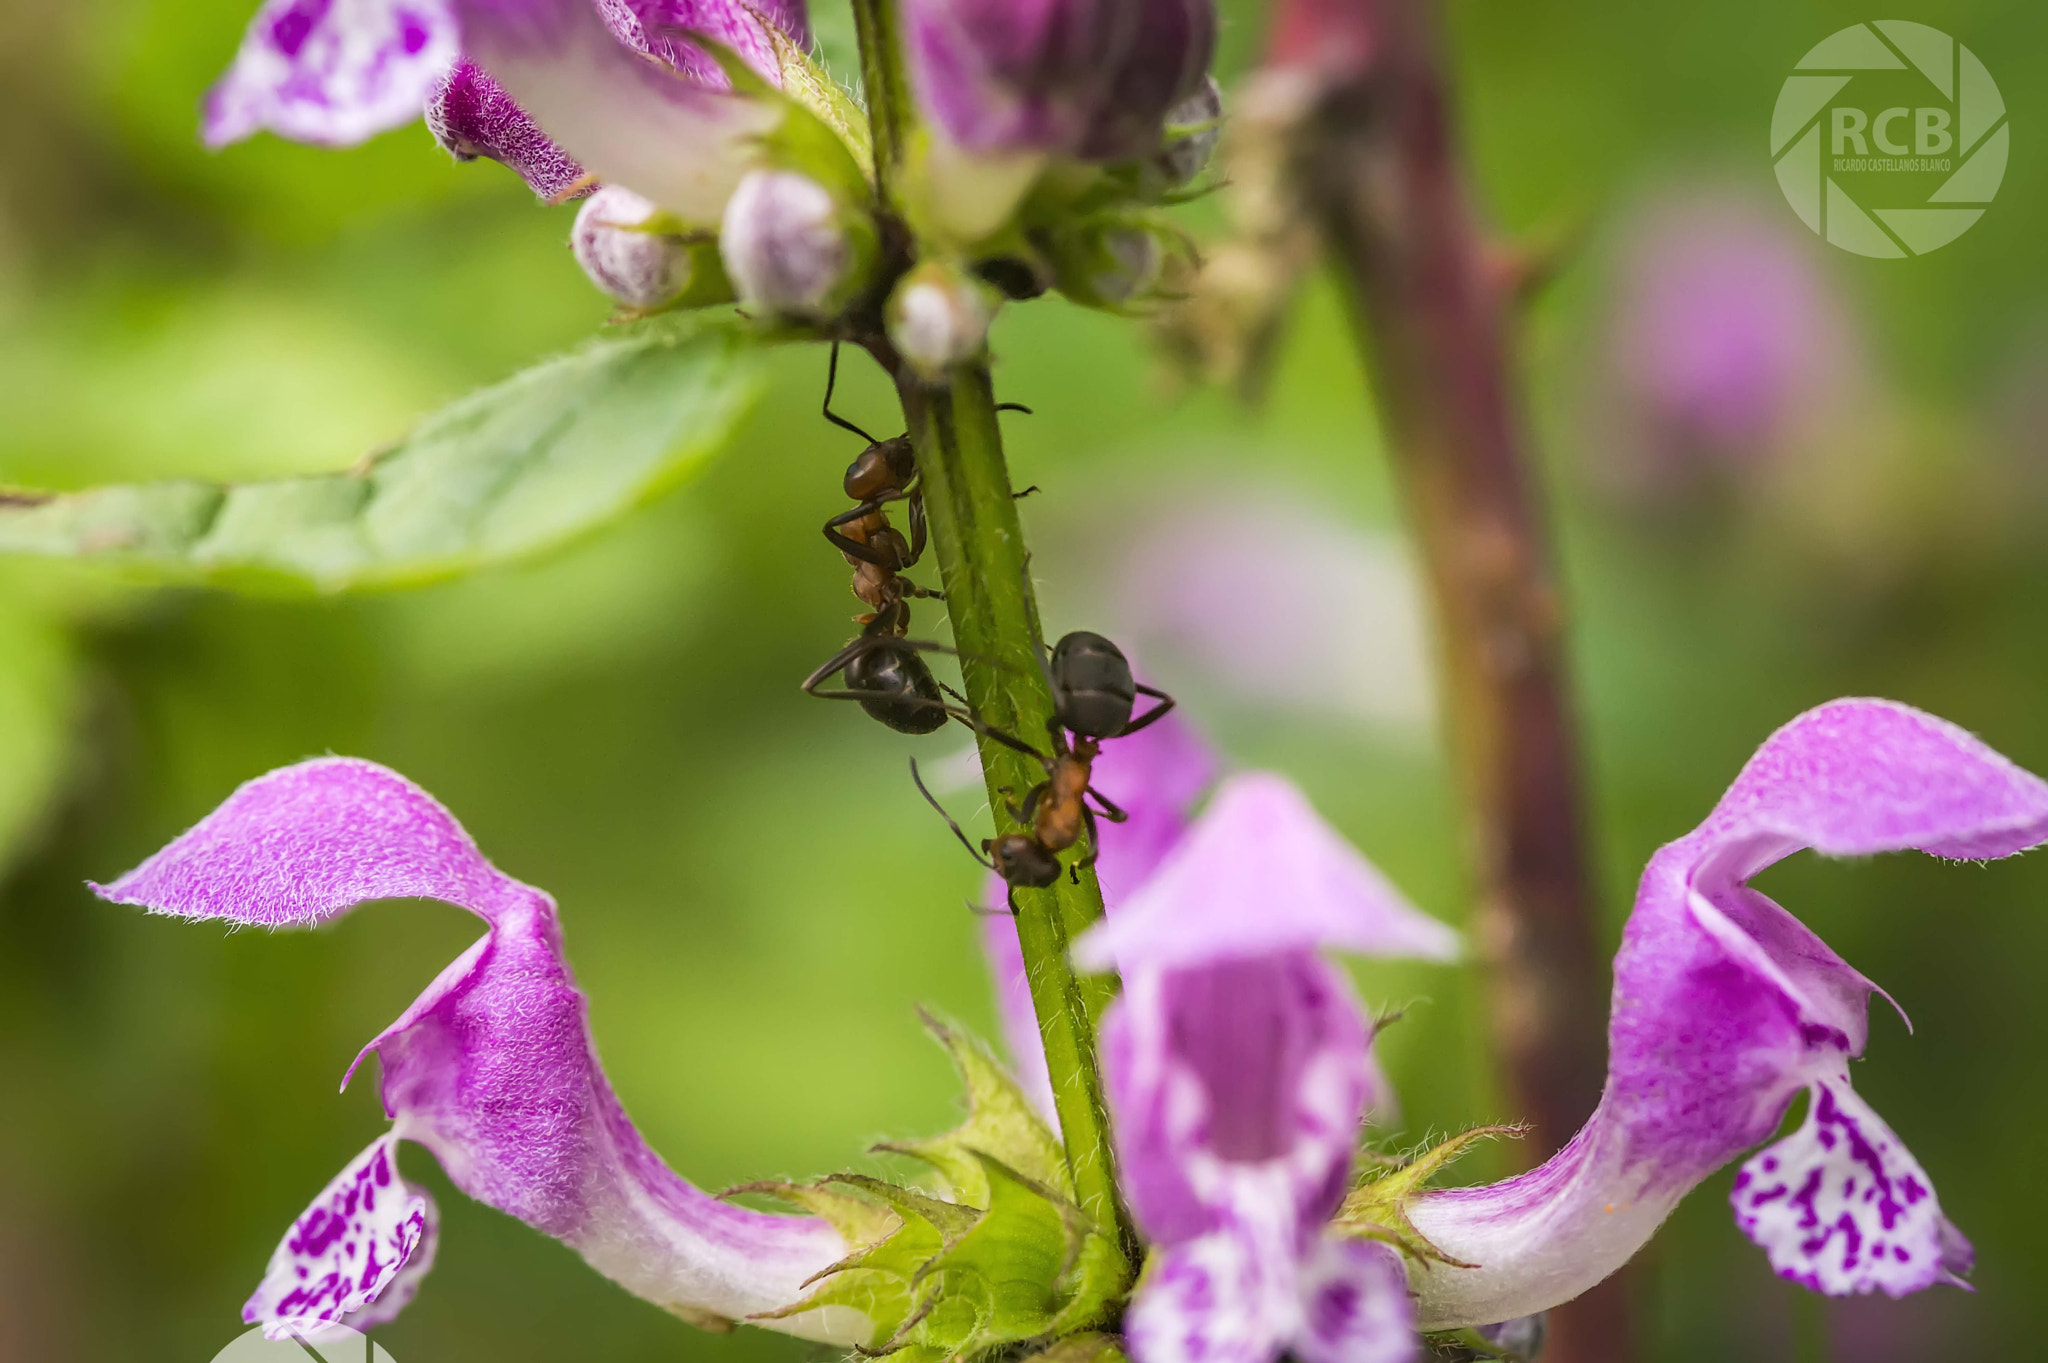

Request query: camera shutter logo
[
  {"left": 208, "top": 1324, "right": 399, "bottom": 1363},
  {"left": 1771, "top": 21, "right": 2008, "bottom": 257}
]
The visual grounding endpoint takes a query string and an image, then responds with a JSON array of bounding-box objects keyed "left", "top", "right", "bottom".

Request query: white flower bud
[
  {"left": 886, "top": 262, "right": 999, "bottom": 382},
  {"left": 719, "top": 170, "right": 873, "bottom": 320},
  {"left": 1156, "top": 76, "right": 1223, "bottom": 186},
  {"left": 572, "top": 186, "right": 700, "bottom": 310}
]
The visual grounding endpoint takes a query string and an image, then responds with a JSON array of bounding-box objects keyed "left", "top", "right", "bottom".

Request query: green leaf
[{"left": 0, "top": 316, "right": 764, "bottom": 593}]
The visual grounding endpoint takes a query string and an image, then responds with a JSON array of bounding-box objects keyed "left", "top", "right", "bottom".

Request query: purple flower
[
  {"left": 205, "top": 0, "right": 809, "bottom": 218},
  {"left": 93, "top": 758, "right": 865, "bottom": 1343},
  {"left": 902, "top": 0, "right": 1214, "bottom": 159},
  {"left": 1074, "top": 772, "right": 1462, "bottom": 1363},
  {"left": 1597, "top": 189, "right": 1861, "bottom": 500},
  {"left": 1401, "top": 699, "right": 2048, "bottom": 1329}
]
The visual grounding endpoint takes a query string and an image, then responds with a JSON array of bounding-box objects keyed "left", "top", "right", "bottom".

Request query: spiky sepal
[{"left": 743, "top": 1014, "right": 1132, "bottom": 1361}]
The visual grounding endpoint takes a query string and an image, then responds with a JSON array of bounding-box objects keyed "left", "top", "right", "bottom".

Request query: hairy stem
[
  {"left": 850, "top": 0, "right": 911, "bottom": 194},
  {"left": 1270, "top": 0, "right": 1629, "bottom": 1357},
  {"left": 891, "top": 362, "right": 1128, "bottom": 1244},
  {"left": 849, "top": 0, "right": 1130, "bottom": 1248}
]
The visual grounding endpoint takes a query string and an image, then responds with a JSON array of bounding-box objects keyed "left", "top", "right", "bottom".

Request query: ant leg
[
  {"left": 965, "top": 898, "right": 1014, "bottom": 918},
  {"left": 802, "top": 638, "right": 979, "bottom": 726},
  {"left": 824, "top": 499, "right": 909, "bottom": 567},
  {"left": 910, "top": 758, "right": 997, "bottom": 870},
  {"left": 798, "top": 635, "right": 867, "bottom": 695},
  {"left": 822, "top": 342, "right": 880, "bottom": 444},
  {"left": 995, "top": 402, "right": 1034, "bottom": 416},
  {"left": 1084, "top": 786, "right": 1130, "bottom": 824},
  {"left": 1073, "top": 808, "right": 1104, "bottom": 881},
  {"left": 905, "top": 487, "right": 928, "bottom": 566},
  {"left": 1117, "top": 684, "right": 1178, "bottom": 737},
  {"left": 1012, "top": 485, "right": 1041, "bottom": 499}
]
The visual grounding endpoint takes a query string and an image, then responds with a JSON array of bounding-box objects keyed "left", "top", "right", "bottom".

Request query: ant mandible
[{"left": 911, "top": 624, "right": 1176, "bottom": 912}]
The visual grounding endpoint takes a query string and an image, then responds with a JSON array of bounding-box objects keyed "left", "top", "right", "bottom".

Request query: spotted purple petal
[
  {"left": 242, "top": 1135, "right": 435, "bottom": 1339},
  {"left": 1733, "top": 1077, "right": 1970, "bottom": 1297},
  {"left": 1292, "top": 1237, "right": 1417, "bottom": 1363},
  {"left": 1124, "top": 1215, "right": 1295, "bottom": 1363},
  {"left": 1073, "top": 771, "right": 1459, "bottom": 974},
  {"left": 450, "top": 0, "right": 782, "bottom": 219},
  {"left": 424, "top": 58, "right": 585, "bottom": 197},
  {"left": 205, "top": 0, "right": 461, "bottom": 148},
  {"left": 1405, "top": 699, "right": 2048, "bottom": 1329},
  {"left": 1124, "top": 1215, "right": 1416, "bottom": 1363},
  {"left": 96, "top": 758, "right": 864, "bottom": 1343}
]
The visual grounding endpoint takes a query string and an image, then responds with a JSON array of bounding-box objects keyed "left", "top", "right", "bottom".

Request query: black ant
[
  {"left": 910, "top": 626, "right": 1175, "bottom": 912},
  {"left": 802, "top": 344, "right": 1030, "bottom": 735}
]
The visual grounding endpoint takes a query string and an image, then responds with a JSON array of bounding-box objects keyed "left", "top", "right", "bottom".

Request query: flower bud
[
  {"left": 718, "top": 170, "right": 878, "bottom": 320},
  {"left": 572, "top": 186, "right": 729, "bottom": 311},
  {"left": 1044, "top": 220, "right": 1171, "bottom": 310},
  {"left": 1153, "top": 76, "right": 1223, "bottom": 186},
  {"left": 904, "top": 0, "right": 1215, "bottom": 160},
  {"left": 887, "top": 262, "right": 1000, "bottom": 383}
]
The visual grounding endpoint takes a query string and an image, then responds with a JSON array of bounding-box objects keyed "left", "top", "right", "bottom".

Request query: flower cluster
[
  {"left": 204, "top": 0, "right": 1221, "bottom": 371},
  {"left": 95, "top": 697, "right": 2042, "bottom": 1358}
]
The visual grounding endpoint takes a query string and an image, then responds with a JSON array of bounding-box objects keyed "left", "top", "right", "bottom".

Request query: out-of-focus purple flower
[
  {"left": 1600, "top": 190, "right": 1860, "bottom": 498},
  {"left": 1110, "top": 491, "right": 1433, "bottom": 734},
  {"left": 1073, "top": 772, "right": 1460, "bottom": 1363},
  {"left": 1402, "top": 700, "right": 2048, "bottom": 1329},
  {"left": 981, "top": 706, "right": 1219, "bottom": 1115},
  {"left": 902, "top": 0, "right": 1214, "bottom": 159},
  {"left": 94, "top": 758, "right": 867, "bottom": 1344},
  {"left": 205, "top": 0, "right": 808, "bottom": 218},
  {"left": 205, "top": 0, "right": 463, "bottom": 148}
]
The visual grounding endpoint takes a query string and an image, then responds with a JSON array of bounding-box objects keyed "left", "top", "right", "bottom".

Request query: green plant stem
[
  {"left": 847, "top": 0, "right": 1131, "bottom": 1251},
  {"left": 893, "top": 361, "right": 1131, "bottom": 1248},
  {"left": 849, "top": 0, "right": 910, "bottom": 194}
]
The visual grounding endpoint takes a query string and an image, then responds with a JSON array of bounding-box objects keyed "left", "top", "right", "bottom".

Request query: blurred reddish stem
[{"left": 1264, "top": 1, "right": 1632, "bottom": 1358}]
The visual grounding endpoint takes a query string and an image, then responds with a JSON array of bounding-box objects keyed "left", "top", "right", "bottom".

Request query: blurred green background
[{"left": 1, "top": 1, "right": 2044, "bottom": 1359}]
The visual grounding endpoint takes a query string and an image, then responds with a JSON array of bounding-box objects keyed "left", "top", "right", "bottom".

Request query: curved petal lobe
[
  {"left": 206, "top": 0, "right": 460, "bottom": 147},
  {"left": 98, "top": 758, "right": 861, "bottom": 1342},
  {"left": 426, "top": 58, "right": 586, "bottom": 197},
  {"left": 1075, "top": 772, "right": 1458, "bottom": 974},
  {"left": 1405, "top": 700, "right": 2046, "bottom": 1328},
  {"left": 1733, "top": 1078, "right": 1970, "bottom": 1296},
  {"left": 243, "top": 1134, "right": 435, "bottom": 1339},
  {"left": 452, "top": 0, "right": 780, "bottom": 220}
]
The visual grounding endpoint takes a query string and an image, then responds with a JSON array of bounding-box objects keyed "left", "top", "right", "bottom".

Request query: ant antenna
[
  {"left": 995, "top": 402, "right": 1034, "bottom": 416},
  {"left": 822, "top": 342, "right": 881, "bottom": 445},
  {"left": 910, "top": 758, "right": 996, "bottom": 869}
]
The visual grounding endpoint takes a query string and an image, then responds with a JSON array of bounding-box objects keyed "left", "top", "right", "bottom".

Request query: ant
[
  {"left": 801, "top": 344, "right": 1030, "bottom": 735},
  {"left": 911, "top": 625, "right": 1175, "bottom": 912}
]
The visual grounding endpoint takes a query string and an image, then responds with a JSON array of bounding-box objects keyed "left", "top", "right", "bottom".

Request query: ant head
[
  {"left": 990, "top": 834, "right": 1062, "bottom": 889},
  {"left": 842, "top": 435, "right": 918, "bottom": 501},
  {"left": 1049, "top": 631, "right": 1138, "bottom": 739}
]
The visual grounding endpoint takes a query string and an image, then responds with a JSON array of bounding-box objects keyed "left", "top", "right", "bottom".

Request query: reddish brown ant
[
  {"left": 909, "top": 623, "right": 1175, "bottom": 912},
  {"left": 802, "top": 344, "right": 1031, "bottom": 735}
]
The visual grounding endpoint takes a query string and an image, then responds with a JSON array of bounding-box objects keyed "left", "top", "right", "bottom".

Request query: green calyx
[
  {"left": 742, "top": 1013, "right": 1133, "bottom": 1361},
  {"left": 1330, "top": 1124, "right": 1526, "bottom": 1268}
]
